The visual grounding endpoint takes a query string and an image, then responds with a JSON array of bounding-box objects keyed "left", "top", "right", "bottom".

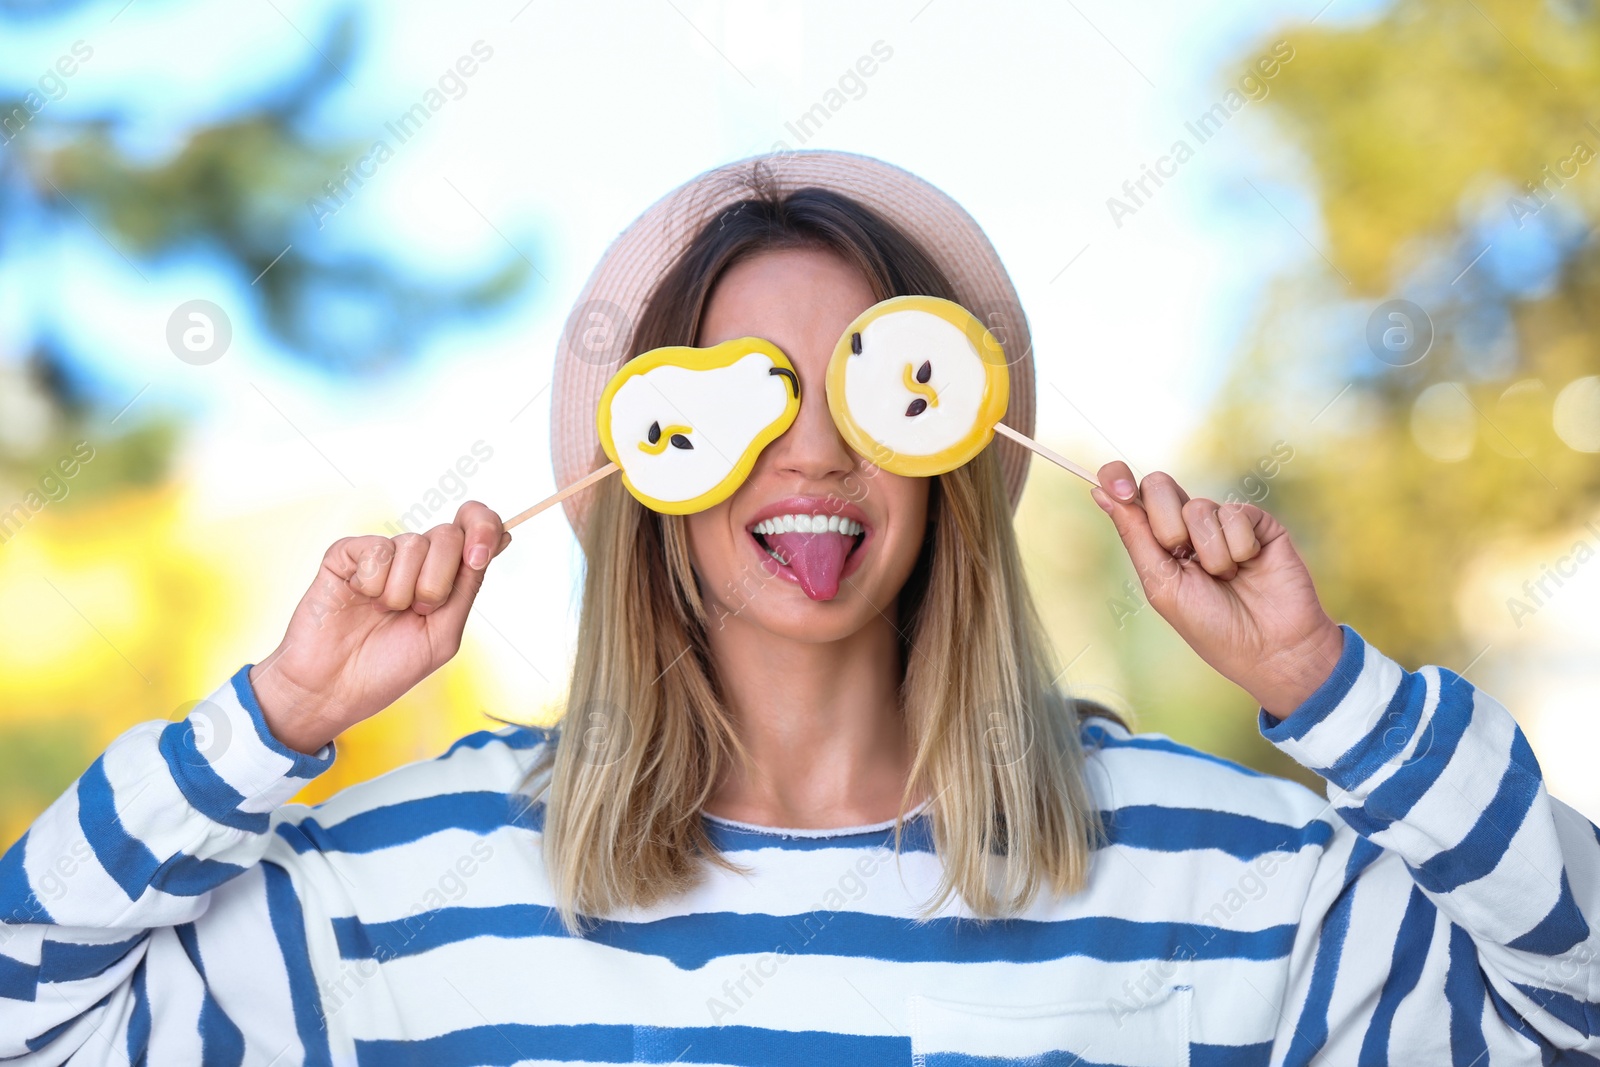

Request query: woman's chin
[
  {"left": 733, "top": 600, "right": 882, "bottom": 644},
  {"left": 711, "top": 542, "right": 884, "bottom": 637}
]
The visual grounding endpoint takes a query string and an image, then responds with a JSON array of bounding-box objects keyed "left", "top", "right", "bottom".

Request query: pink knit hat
[{"left": 549, "top": 149, "right": 1036, "bottom": 540}]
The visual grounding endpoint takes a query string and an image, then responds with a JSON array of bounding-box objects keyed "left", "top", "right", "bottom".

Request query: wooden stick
[
  {"left": 503, "top": 462, "right": 619, "bottom": 531},
  {"left": 993, "top": 422, "right": 1098, "bottom": 486},
  {"left": 502, "top": 425, "right": 1093, "bottom": 534}
]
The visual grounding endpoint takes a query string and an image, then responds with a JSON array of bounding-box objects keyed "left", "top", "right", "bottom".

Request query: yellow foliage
[{"left": 0, "top": 482, "right": 534, "bottom": 847}]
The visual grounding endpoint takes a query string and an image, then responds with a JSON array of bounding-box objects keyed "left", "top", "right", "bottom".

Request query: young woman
[{"left": 3, "top": 153, "right": 1596, "bottom": 1066}]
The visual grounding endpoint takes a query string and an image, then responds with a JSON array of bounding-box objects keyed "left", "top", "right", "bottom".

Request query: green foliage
[
  {"left": 3, "top": 6, "right": 535, "bottom": 374},
  {"left": 1267, "top": 0, "right": 1600, "bottom": 290},
  {"left": 1022, "top": 0, "right": 1600, "bottom": 778},
  {"left": 1194, "top": 0, "right": 1600, "bottom": 673},
  {"left": 0, "top": 719, "right": 99, "bottom": 847}
]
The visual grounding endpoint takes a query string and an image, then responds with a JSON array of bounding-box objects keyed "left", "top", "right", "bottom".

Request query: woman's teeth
[
  {"left": 751, "top": 514, "right": 864, "bottom": 536},
  {"left": 751, "top": 513, "right": 865, "bottom": 568}
]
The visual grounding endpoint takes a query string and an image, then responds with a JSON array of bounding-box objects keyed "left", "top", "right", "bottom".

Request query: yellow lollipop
[
  {"left": 826, "top": 295, "right": 1011, "bottom": 476},
  {"left": 595, "top": 338, "right": 801, "bottom": 515},
  {"left": 500, "top": 296, "right": 1093, "bottom": 533}
]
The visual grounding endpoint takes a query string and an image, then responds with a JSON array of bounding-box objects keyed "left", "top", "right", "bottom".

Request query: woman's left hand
[{"left": 1089, "top": 460, "right": 1347, "bottom": 721}]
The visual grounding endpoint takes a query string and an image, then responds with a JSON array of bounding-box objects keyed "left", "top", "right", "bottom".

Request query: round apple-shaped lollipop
[
  {"left": 826, "top": 294, "right": 1096, "bottom": 484},
  {"left": 826, "top": 295, "right": 1010, "bottom": 476}
]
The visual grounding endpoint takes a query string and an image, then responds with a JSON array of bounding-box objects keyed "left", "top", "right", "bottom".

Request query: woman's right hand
[{"left": 247, "top": 500, "right": 510, "bottom": 755}]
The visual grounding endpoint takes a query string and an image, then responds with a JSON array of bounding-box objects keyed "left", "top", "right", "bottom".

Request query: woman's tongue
[{"left": 764, "top": 531, "right": 853, "bottom": 601}]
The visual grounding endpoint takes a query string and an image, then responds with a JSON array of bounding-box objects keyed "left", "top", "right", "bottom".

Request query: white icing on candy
[
  {"left": 842, "top": 308, "right": 989, "bottom": 458},
  {"left": 605, "top": 349, "right": 793, "bottom": 507}
]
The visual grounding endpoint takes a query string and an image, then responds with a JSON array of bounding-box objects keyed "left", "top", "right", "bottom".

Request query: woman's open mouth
[{"left": 747, "top": 511, "right": 870, "bottom": 601}]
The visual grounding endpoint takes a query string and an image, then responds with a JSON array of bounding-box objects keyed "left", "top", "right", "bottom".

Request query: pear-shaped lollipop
[
  {"left": 503, "top": 297, "right": 1093, "bottom": 531},
  {"left": 596, "top": 338, "right": 801, "bottom": 515},
  {"left": 503, "top": 338, "right": 801, "bottom": 526}
]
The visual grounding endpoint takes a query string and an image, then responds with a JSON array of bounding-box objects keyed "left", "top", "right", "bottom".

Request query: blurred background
[{"left": 2, "top": 0, "right": 1597, "bottom": 846}]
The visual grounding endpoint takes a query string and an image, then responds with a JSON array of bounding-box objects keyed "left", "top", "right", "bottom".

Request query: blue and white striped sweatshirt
[{"left": 2, "top": 623, "right": 1597, "bottom": 1065}]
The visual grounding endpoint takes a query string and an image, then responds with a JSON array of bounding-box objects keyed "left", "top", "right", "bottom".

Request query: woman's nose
[{"left": 765, "top": 372, "right": 855, "bottom": 479}]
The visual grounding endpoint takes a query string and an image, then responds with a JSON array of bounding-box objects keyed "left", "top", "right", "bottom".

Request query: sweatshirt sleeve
[
  {"left": 1259, "top": 624, "right": 1599, "bottom": 1064},
  {"left": 0, "top": 665, "right": 338, "bottom": 1064}
]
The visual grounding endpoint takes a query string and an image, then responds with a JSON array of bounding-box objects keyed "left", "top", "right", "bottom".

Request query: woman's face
[{"left": 684, "top": 246, "right": 930, "bottom": 643}]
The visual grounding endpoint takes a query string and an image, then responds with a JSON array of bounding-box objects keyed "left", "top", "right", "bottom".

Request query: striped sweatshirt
[{"left": 2, "top": 623, "right": 1597, "bottom": 1065}]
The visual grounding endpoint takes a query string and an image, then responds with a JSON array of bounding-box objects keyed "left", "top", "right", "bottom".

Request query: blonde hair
[{"left": 517, "top": 175, "right": 1122, "bottom": 936}]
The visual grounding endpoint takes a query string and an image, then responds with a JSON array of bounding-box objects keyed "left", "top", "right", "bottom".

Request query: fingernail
[
  {"left": 1112, "top": 479, "right": 1136, "bottom": 500},
  {"left": 467, "top": 544, "right": 489, "bottom": 570},
  {"left": 1090, "top": 486, "right": 1114, "bottom": 513}
]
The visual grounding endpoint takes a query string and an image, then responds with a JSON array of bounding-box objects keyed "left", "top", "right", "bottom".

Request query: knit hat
[{"left": 549, "top": 149, "right": 1035, "bottom": 539}]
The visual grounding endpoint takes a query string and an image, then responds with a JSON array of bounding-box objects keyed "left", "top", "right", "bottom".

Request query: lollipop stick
[
  {"left": 993, "top": 423, "right": 1098, "bottom": 486},
  {"left": 503, "top": 462, "right": 619, "bottom": 531}
]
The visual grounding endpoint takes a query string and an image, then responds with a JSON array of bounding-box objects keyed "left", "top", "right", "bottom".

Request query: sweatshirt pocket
[{"left": 908, "top": 982, "right": 1192, "bottom": 1066}]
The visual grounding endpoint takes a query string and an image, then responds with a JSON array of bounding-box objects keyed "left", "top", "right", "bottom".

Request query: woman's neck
[{"left": 701, "top": 607, "right": 919, "bottom": 830}]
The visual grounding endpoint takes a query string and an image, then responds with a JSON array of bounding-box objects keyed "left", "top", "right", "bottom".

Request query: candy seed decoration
[
  {"left": 639, "top": 422, "right": 693, "bottom": 454},
  {"left": 901, "top": 362, "right": 939, "bottom": 418}
]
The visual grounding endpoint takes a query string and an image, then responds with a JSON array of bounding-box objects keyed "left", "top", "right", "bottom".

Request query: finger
[
  {"left": 1218, "top": 502, "right": 1263, "bottom": 563},
  {"left": 1139, "top": 472, "right": 1193, "bottom": 556},
  {"left": 326, "top": 536, "right": 398, "bottom": 599},
  {"left": 413, "top": 523, "right": 467, "bottom": 614},
  {"left": 378, "top": 533, "right": 430, "bottom": 612},
  {"left": 1096, "top": 460, "right": 1140, "bottom": 503},
  {"left": 427, "top": 536, "right": 494, "bottom": 639},
  {"left": 1089, "top": 483, "right": 1187, "bottom": 603},
  {"left": 1183, "top": 498, "right": 1237, "bottom": 579},
  {"left": 491, "top": 530, "right": 512, "bottom": 559},
  {"left": 455, "top": 500, "right": 506, "bottom": 571}
]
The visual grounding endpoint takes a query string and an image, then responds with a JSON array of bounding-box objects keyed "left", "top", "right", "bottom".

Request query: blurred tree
[
  {"left": 0, "top": 7, "right": 530, "bottom": 376},
  {"left": 1019, "top": 0, "right": 1599, "bottom": 788},
  {"left": 0, "top": 3, "right": 539, "bottom": 838},
  {"left": 1194, "top": 0, "right": 1600, "bottom": 675}
]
